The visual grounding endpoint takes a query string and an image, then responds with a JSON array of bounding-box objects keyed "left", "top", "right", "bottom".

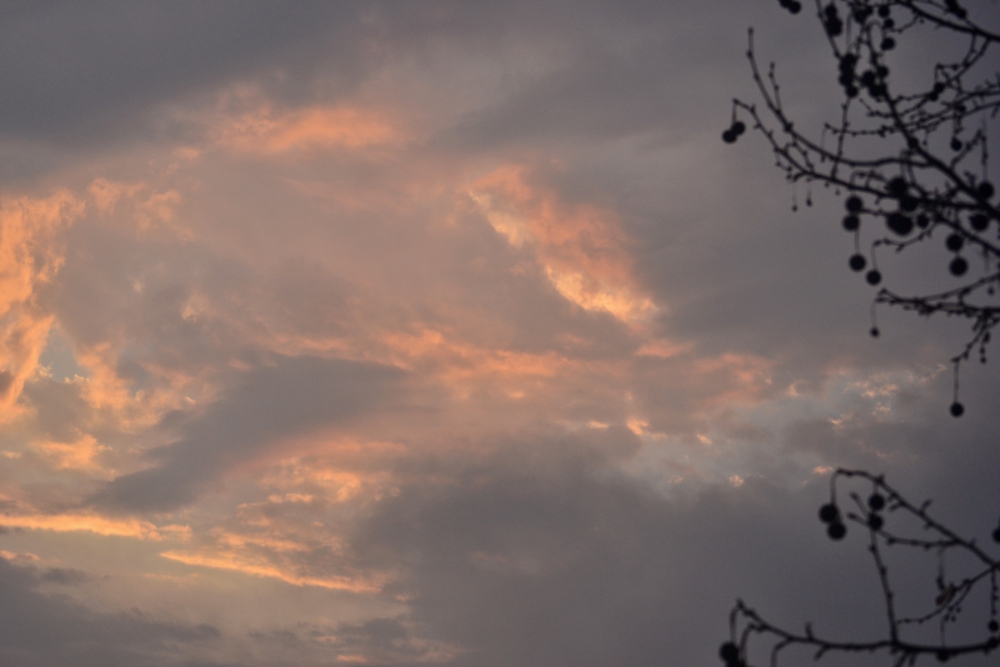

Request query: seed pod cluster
[
  {"left": 722, "top": 121, "right": 746, "bottom": 144},
  {"left": 819, "top": 502, "right": 846, "bottom": 540},
  {"left": 823, "top": 4, "right": 843, "bottom": 36},
  {"left": 866, "top": 493, "right": 885, "bottom": 531},
  {"left": 718, "top": 641, "right": 743, "bottom": 667},
  {"left": 728, "top": 0, "right": 1000, "bottom": 418}
]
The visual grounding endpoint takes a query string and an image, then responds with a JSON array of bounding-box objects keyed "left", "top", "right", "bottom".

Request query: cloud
[
  {"left": 0, "top": 191, "right": 84, "bottom": 420},
  {"left": 36, "top": 566, "right": 91, "bottom": 585},
  {"left": 469, "top": 165, "right": 656, "bottom": 324},
  {"left": 343, "top": 438, "right": 873, "bottom": 667},
  {"left": 1, "top": 3, "right": 998, "bottom": 667},
  {"left": 341, "top": 415, "right": 1000, "bottom": 667},
  {"left": 0, "top": 508, "right": 190, "bottom": 541},
  {"left": 91, "top": 355, "right": 404, "bottom": 513},
  {"left": 0, "top": 2, "right": 372, "bottom": 148},
  {"left": 211, "top": 101, "right": 404, "bottom": 155},
  {"left": 0, "top": 557, "right": 226, "bottom": 667},
  {"left": 159, "top": 549, "right": 382, "bottom": 594}
]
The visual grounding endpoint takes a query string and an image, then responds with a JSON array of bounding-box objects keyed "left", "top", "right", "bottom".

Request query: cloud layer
[{"left": 1, "top": 2, "right": 998, "bottom": 666}]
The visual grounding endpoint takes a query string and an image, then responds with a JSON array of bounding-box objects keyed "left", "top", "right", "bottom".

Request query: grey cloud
[
  {"left": 5, "top": 3, "right": 1000, "bottom": 667},
  {"left": 47, "top": 222, "right": 355, "bottom": 399},
  {"left": 21, "top": 378, "right": 91, "bottom": 444},
  {"left": 420, "top": 207, "right": 638, "bottom": 360},
  {"left": 37, "top": 567, "right": 91, "bottom": 586},
  {"left": 0, "top": 0, "right": 796, "bottom": 154},
  {"left": 0, "top": 0, "right": 651, "bottom": 151},
  {"left": 250, "top": 616, "right": 442, "bottom": 664},
  {"left": 269, "top": 260, "right": 352, "bottom": 340},
  {"left": 346, "top": 428, "right": 1000, "bottom": 667},
  {"left": 0, "top": 2, "right": 369, "bottom": 147},
  {"left": 91, "top": 354, "right": 403, "bottom": 513},
  {"left": 0, "top": 558, "right": 227, "bottom": 667},
  {"left": 19, "top": 0, "right": 914, "bottom": 389},
  {"left": 395, "top": 0, "right": 977, "bottom": 383},
  {"left": 350, "top": 443, "right": 848, "bottom": 667},
  {"left": 0, "top": 370, "right": 13, "bottom": 398},
  {"left": 314, "top": 617, "right": 427, "bottom": 663},
  {"left": 437, "top": 12, "right": 734, "bottom": 149},
  {"left": 425, "top": 1, "right": 831, "bottom": 156},
  {"left": 49, "top": 223, "right": 278, "bottom": 367},
  {"left": 139, "top": 153, "right": 636, "bottom": 363}
]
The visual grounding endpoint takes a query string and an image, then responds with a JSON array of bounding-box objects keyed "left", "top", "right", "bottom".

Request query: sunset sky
[{"left": 1, "top": 2, "right": 999, "bottom": 666}]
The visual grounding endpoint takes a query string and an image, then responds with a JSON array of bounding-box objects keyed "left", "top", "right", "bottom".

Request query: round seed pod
[
  {"left": 827, "top": 521, "right": 847, "bottom": 540},
  {"left": 868, "top": 494, "right": 885, "bottom": 511},
  {"left": 819, "top": 503, "right": 839, "bottom": 523}
]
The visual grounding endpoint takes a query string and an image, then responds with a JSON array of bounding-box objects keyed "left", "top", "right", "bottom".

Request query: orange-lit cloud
[
  {"left": 0, "top": 512, "right": 190, "bottom": 541},
  {"left": 469, "top": 165, "right": 657, "bottom": 324},
  {"left": 31, "top": 434, "right": 111, "bottom": 474},
  {"left": 88, "top": 178, "right": 144, "bottom": 215},
  {"left": 259, "top": 461, "right": 392, "bottom": 504},
  {"left": 0, "top": 191, "right": 85, "bottom": 419},
  {"left": 693, "top": 352, "right": 774, "bottom": 408},
  {"left": 377, "top": 325, "right": 617, "bottom": 403},
  {"left": 213, "top": 102, "right": 402, "bottom": 155},
  {"left": 72, "top": 343, "right": 158, "bottom": 424},
  {"left": 0, "top": 549, "right": 43, "bottom": 565},
  {"left": 135, "top": 189, "right": 184, "bottom": 233},
  {"left": 636, "top": 339, "right": 694, "bottom": 359},
  {"left": 215, "top": 530, "right": 315, "bottom": 554},
  {"left": 160, "top": 549, "right": 384, "bottom": 593},
  {"left": 65, "top": 336, "right": 213, "bottom": 439},
  {"left": 88, "top": 177, "right": 189, "bottom": 238},
  {"left": 381, "top": 326, "right": 571, "bottom": 377}
]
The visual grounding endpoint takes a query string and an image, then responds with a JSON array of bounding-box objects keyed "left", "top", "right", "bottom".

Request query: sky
[{"left": 1, "top": 2, "right": 999, "bottom": 666}]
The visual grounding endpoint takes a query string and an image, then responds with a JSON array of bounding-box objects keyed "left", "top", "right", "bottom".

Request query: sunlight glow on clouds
[
  {"left": 159, "top": 550, "right": 384, "bottom": 593},
  {"left": 0, "top": 3, "right": 995, "bottom": 666},
  {"left": 0, "top": 192, "right": 84, "bottom": 419},
  {"left": 470, "top": 164, "right": 657, "bottom": 324},
  {"left": 211, "top": 98, "right": 404, "bottom": 155},
  {"left": 0, "top": 511, "right": 190, "bottom": 542}
]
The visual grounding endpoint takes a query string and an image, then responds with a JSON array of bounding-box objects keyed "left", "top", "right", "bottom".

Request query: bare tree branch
[
  {"left": 720, "top": 470, "right": 1000, "bottom": 667},
  {"left": 723, "top": 0, "right": 1000, "bottom": 414}
]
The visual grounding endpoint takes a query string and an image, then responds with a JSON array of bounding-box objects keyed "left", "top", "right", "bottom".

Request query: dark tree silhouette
[
  {"left": 721, "top": 469, "right": 1000, "bottom": 667},
  {"left": 719, "top": 2, "right": 1000, "bottom": 665},
  {"left": 723, "top": 0, "right": 1000, "bottom": 415}
]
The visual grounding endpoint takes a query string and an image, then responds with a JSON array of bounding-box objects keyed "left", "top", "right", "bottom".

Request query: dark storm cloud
[
  {"left": 92, "top": 355, "right": 403, "bottom": 513},
  {"left": 0, "top": 558, "right": 228, "bottom": 667}
]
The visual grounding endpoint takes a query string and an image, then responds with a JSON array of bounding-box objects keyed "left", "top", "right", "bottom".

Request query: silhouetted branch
[
  {"left": 720, "top": 469, "right": 1000, "bottom": 667},
  {"left": 724, "top": 0, "right": 1000, "bottom": 414}
]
